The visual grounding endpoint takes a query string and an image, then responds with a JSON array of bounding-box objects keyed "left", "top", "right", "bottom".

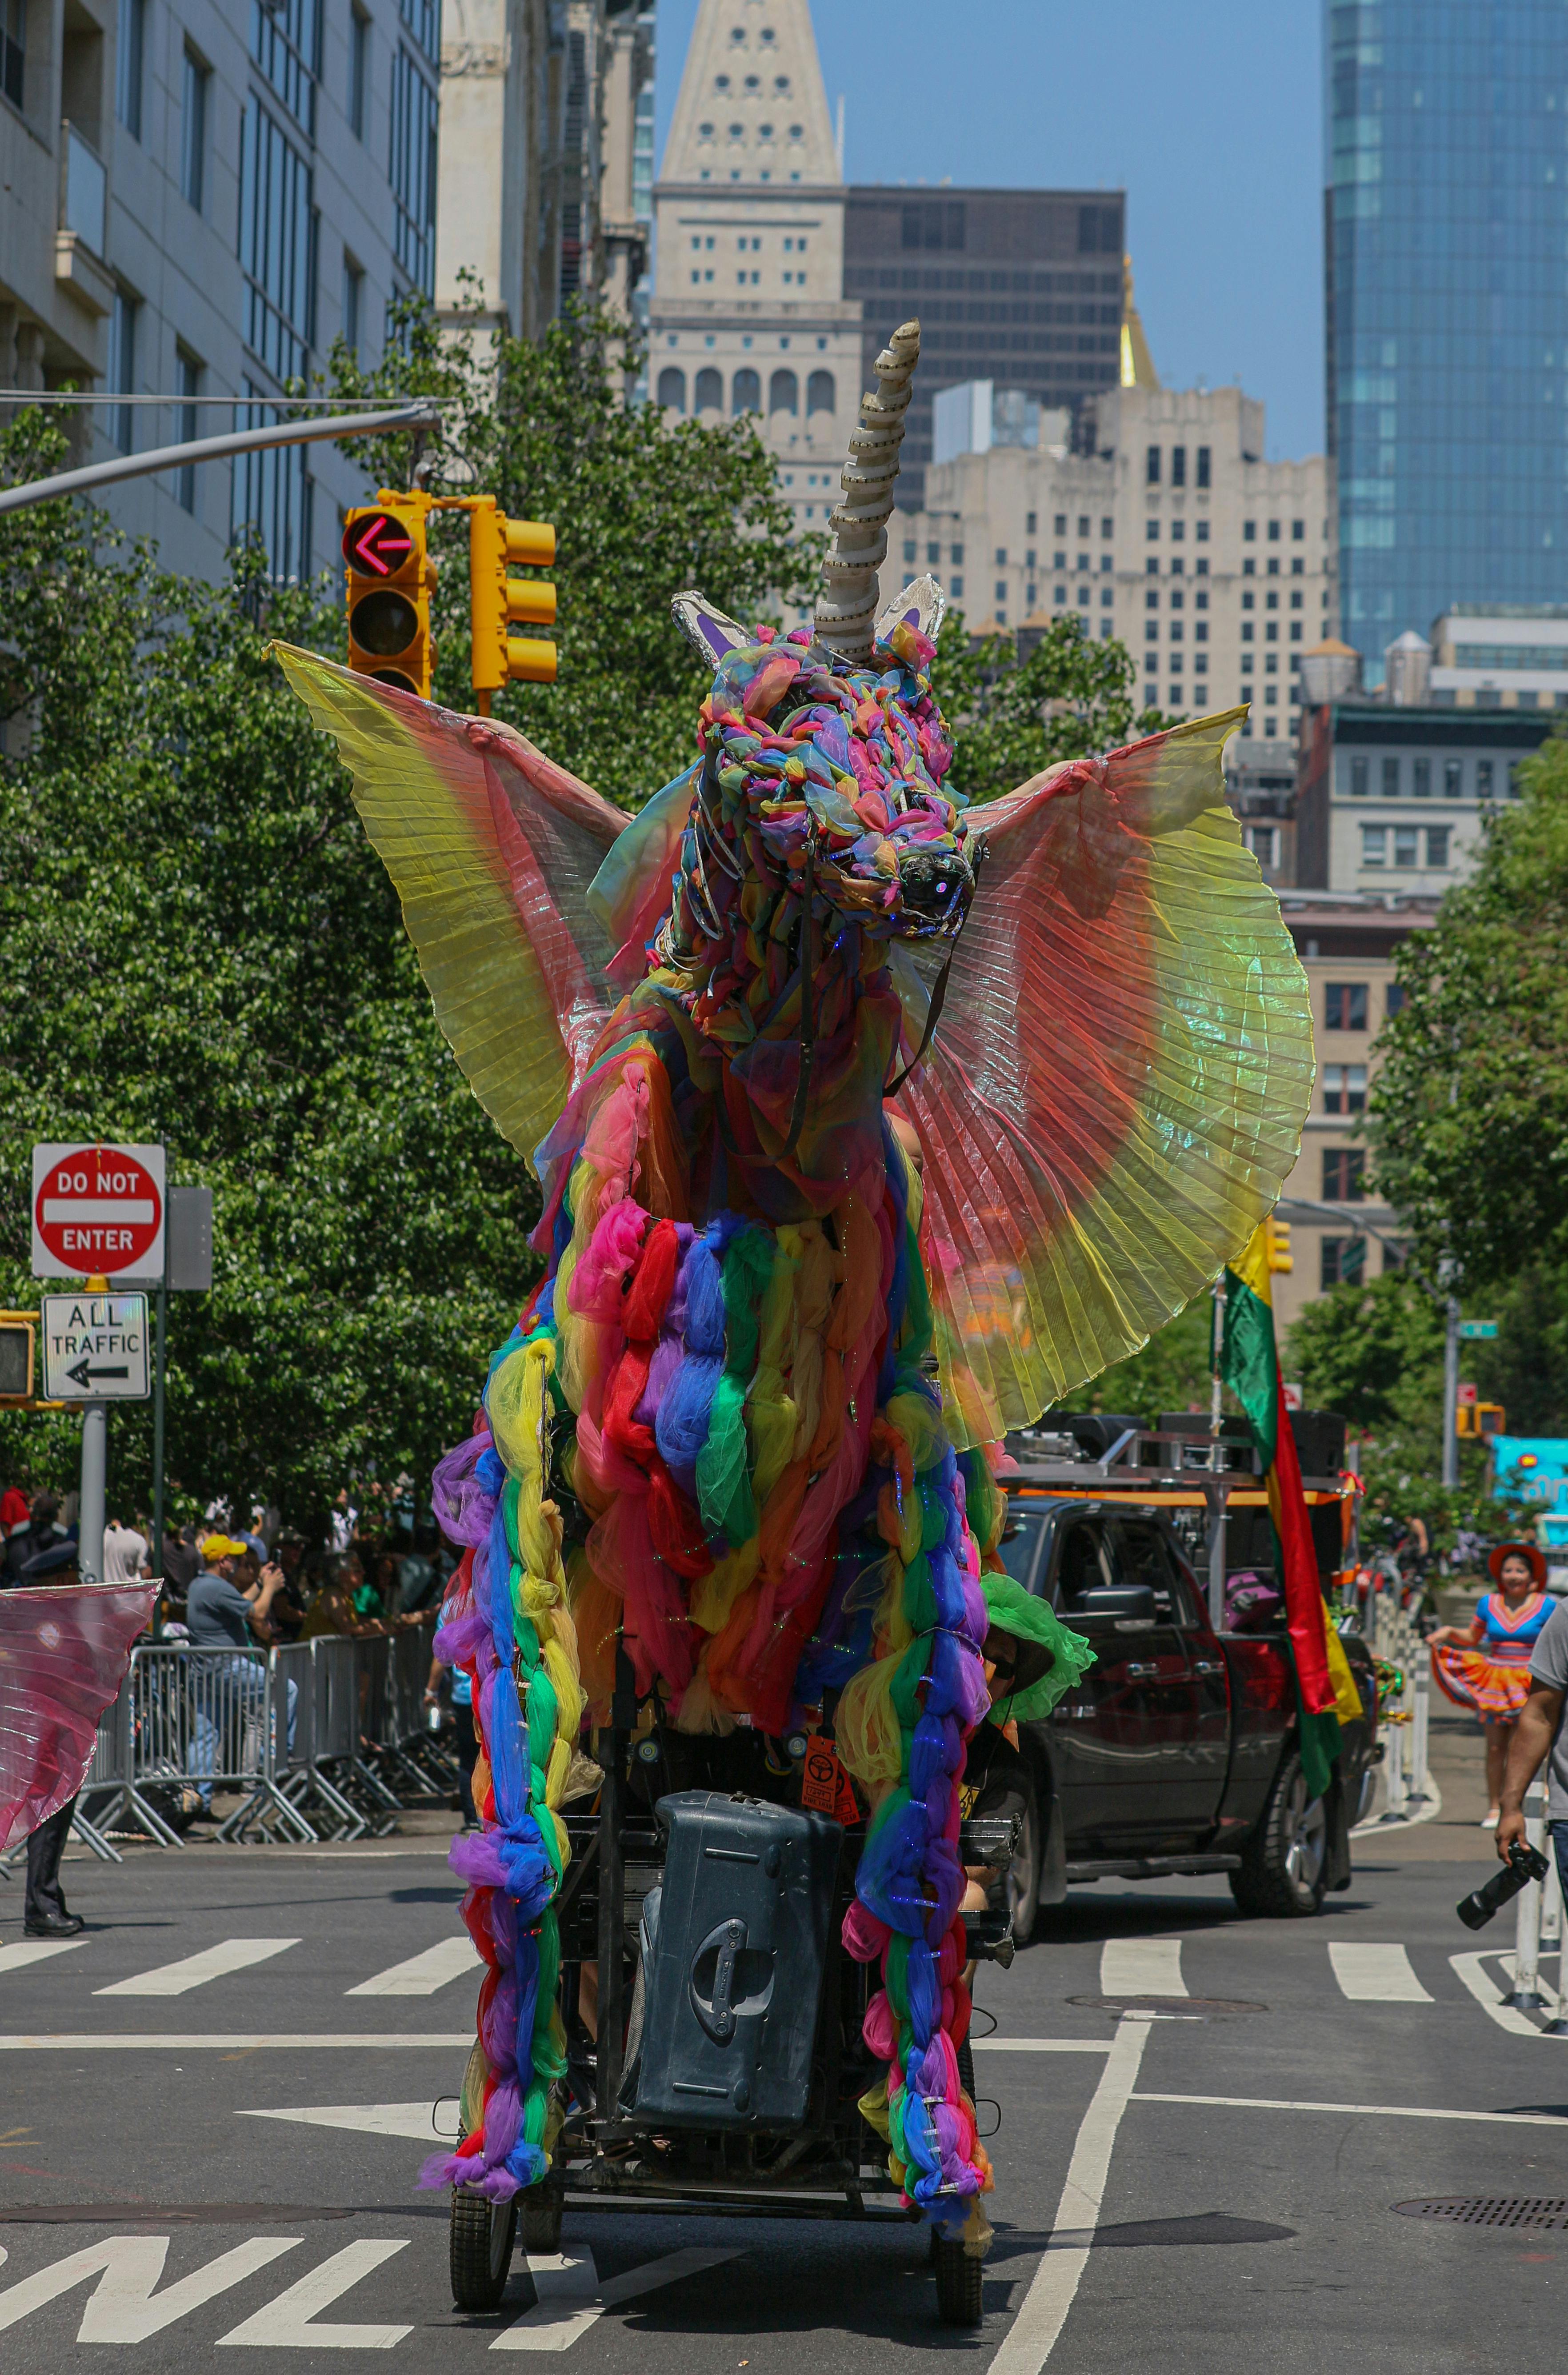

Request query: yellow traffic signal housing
[
  {"left": 1265, "top": 1215, "right": 1293, "bottom": 1273},
  {"left": 343, "top": 490, "right": 437, "bottom": 697},
  {"left": 0, "top": 1311, "right": 36, "bottom": 1405},
  {"left": 470, "top": 499, "right": 558, "bottom": 694},
  {"left": 1457, "top": 1401, "right": 1506, "bottom": 1439}
]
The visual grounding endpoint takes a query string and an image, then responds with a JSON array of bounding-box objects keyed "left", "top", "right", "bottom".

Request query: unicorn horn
[{"left": 815, "top": 318, "right": 920, "bottom": 663}]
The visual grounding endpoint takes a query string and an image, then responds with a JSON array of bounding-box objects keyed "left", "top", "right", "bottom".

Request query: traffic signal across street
[{"left": 342, "top": 490, "right": 557, "bottom": 710}]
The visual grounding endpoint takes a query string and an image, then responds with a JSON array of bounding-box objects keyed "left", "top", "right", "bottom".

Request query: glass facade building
[{"left": 1327, "top": 2, "right": 1568, "bottom": 677}]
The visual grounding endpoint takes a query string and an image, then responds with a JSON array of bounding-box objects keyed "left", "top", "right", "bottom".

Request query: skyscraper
[{"left": 1327, "top": 1, "right": 1568, "bottom": 676}]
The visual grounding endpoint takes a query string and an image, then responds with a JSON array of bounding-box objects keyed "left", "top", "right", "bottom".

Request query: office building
[
  {"left": 1270, "top": 893, "right": 1436, "bottom": 1337},
  {"left": 842, "top": 187, "right": 1128, "bottom": 511},
  {"left": 2, "top": 0, "right": 439, "bottom": 582},
  {"left": 886, "top": 378, "right": 1336, "bottom": 750},
  {"left": 1325, "top": 1, "right": 1568, "bottom": 679},
  {"left": 436, "top": 0, "right": 654, "bottom": 347},
  {"left": 649, "top": 0, "right": 865, "bottom": 554},
  {"left": 1294, "top": 688, "right": 1552, "bottom": 897},
  {"left": 1427, "top": 604, "right": 1568, "bottom": 709}
]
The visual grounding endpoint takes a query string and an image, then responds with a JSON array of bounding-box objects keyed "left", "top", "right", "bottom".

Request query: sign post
[{"left": 39, "top": 1290, "right": 151, "bottom": 1582}]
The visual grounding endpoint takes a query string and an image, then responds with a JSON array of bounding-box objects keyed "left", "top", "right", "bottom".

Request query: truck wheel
[
  {"left": 958, "top": 2035, "right": 976, "bottom": 2101},
  {"left": 520, "top": 2179, "right": 564, "bottom": 2255},
  {"left": 450, "top": 2187, "right": 518, "bottom": 2312},
  {"left": 933, "top": 2232, "right": 984, "bottom": 2326},
  {"left": 1005, "top": 1785, "right": 1041, "bottom": 1945},
  {"left": 1229, "top": 1750, "right": 1328, "bottom": 1918}
]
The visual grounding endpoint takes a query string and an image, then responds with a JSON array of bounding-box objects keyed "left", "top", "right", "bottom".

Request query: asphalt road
[{"left": 1, "top": 1715, "right": 1565, "bottom": 2372}]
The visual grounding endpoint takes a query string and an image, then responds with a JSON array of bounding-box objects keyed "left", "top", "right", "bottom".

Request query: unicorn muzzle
[{"left": 894, "top": 843, "right": 976, "bottom": 935}]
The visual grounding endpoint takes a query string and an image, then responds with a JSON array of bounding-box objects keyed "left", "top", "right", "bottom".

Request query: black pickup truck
[{"left": 980, "top": 1488, "right": 1378, "bottom": 1936}]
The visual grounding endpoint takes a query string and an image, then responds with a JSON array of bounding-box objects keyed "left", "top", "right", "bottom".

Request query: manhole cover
[
  {"left": 1068, "top": 1994, "right": 1266, "bottom": 2016},
  {"left": 1394, "top": 2198, "right": 1568, "bottom": 2230}
]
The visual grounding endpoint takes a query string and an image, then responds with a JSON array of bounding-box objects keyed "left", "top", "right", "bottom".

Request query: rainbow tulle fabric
[
  {"left": 274, "top": 613, "right": 1312, "bottom": 2229},
  {"left": 0, "top": 1584, "right": 155, "bottom": 1852}
]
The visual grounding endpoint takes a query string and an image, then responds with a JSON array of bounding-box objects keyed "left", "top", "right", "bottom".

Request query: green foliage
[
  {"left": 1369, "top": 730, "right": 1568, "bottom": 1284},
  {"left": 1056, "top": 1294, "right": 1217, "bottom": 1427},
  {"left": 931, "top": 611, "right": 1173, "bottom": 805},
  {"left": 1284, "top": 1272, "right": 1446, "bottom": 1432},
  {"left": 324, "top": 296, "right": 824, "bottom": 804}
]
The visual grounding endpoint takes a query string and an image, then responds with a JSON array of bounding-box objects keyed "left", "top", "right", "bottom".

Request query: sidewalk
[{"left": 1360, "top": 1708, "right": 1495, "bottom": 1864}]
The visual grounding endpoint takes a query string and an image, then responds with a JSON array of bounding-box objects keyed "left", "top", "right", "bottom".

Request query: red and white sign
[{"left": 31, "top": 1142, "right": 166, "bottom": 1281}]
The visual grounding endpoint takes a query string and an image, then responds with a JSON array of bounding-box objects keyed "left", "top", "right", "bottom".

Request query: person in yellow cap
[{"left": 184, "top": 1533, "right": 294, "bottom": 1821}]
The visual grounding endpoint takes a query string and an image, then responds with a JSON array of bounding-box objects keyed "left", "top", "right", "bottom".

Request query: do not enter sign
[{"left": 32, "top": 1142, "right": 166, "bottom": 1280}]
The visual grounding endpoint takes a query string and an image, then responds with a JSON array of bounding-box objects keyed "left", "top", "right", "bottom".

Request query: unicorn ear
[
  {"left": 671, "top": 590, "right": 751, "bottom": 669},
  {"left": 874, "top": 572, "right": 947, "bottom": 652}
]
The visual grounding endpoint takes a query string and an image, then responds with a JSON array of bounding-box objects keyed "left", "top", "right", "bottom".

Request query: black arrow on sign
[{"left": 64, "top": 1358, "right": 130, "bottom": 1389}]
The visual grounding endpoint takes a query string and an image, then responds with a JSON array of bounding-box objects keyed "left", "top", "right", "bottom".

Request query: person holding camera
[{"left": 1494, "top": 1586, "right": 1568, "bottom": 1891}]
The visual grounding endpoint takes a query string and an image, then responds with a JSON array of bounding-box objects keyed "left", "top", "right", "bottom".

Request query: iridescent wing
[
  {"left": 0, "top": 1584, "right": 154, "bottom": 1851},
  {"left": 272, "top": 645, "right": 630, "bottom": 1170},
  {"left": 895, "top": 708, "right": 1315, "bottom": 1448}
]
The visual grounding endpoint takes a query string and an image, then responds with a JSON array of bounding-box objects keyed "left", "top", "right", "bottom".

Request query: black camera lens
[{"left": 1456, "top": 1839, "right": 1550, "bottom": 1930}]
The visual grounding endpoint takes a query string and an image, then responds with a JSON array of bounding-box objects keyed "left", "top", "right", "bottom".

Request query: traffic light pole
[
  {"left": 1441, "top": 1292, "right": 1461, "bottom": 1490},
  {"left": 0, "top": 404, "right": 441, "bottom": 518}
]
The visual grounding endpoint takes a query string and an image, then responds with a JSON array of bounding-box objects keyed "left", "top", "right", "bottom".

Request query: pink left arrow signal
[{"left": 343, "top": 512, "right": 415, "bottom": 577}]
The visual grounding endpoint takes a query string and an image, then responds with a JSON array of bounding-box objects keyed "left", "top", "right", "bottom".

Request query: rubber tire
[
  {"left": 933, "top": 2232, "right": 984, "bottom": 2327},
  {"left": 1005, "top": 1783, "right": 1041, "bottom": 1946},
  {"left": 957, "top": 2035, "right": 976, "bottom": 2102},
  {"left": 1228, "top": 1750, "right": 1329, "bottom": 1919},
  {"left": 520, "top": 2180, "right": 564, "bottom": 2255},
  {"left": 450, "top": 2187, "right": 518, "bottom": 2312}
]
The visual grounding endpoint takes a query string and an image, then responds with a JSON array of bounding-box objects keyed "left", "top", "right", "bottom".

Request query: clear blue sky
[{"left": 652, "top": 1, "right": 1325, "bottom": 461}]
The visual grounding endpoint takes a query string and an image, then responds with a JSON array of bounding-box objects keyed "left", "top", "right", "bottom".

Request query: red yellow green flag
[{"left": 1221, "top": 1219, "right": 1360, "bottom": 1798}]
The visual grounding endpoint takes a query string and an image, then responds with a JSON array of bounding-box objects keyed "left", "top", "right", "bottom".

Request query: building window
[
  {"left": 1243, "top": 521, "right": 1256, "bottom": 543},
  {"left": 1323, "top": 1062, "right": 1367, "bottom": 1115},
  {"left": 231, "top": 380, "right": 312, "bottom": 583},
  {"left": 1324, "top": 981, "right": 1368, "bottom": 1031},
  {"left": 1196, "top": 446, "right": 1211, "bottom": 490},
  {"left": 181, "top": 47, "right": 210, "bottom": 209},
  {"left": 902, "top": 539, "right": 916, "bottom": 565},
  {"left": 1076, "top": 514, "right": 1090, "bottom": 538},
  {"left": 692, "top": 366, "right": 720, "bottom": 411},
  {"left": 1387, "top": 983, "right": 1405, "bottom": 1017},
  {"left": 1292, "top": 518, "right": 1304, "bottom": 541},
  {"left": 1476, "top": 759, "right": 1494, "bottom": 799},
  {"left": 239, "top": 97, "right": 314, "bottom": 381},
  {"left": 389, "top": 45, "right": 438, "bottom": 292},
  {"left": 995, "top": 547, "right": 1007, "bottom": 565},
  {"left": 253, "top": 0, "right": 320, "bottom": 132},
  {"left": 768, "top": 367, "right": 797, "bottom": 415},
  {"left": 1146, "top": 517, "right": 1159, "bottom": 540},
  {"left": 1380, "top": 756, "right": 1400, "bottom": 798},
  {"left": 1321, "top": 1236, "right": 1367, "bottom": 1289},
  {"left": 342, "top": 252, "right": 364, "bottom": 353},
  {"left": 951, "top": 576, "right": 963, "bottom": 597},
  {"left": 350, "top": 5, "right": 370, "bottom": 140},
  {"left": 175, "top": 348, "right": 200, "bottom": 513},
  {"left": 1323, "top": 1148, "right": 1366, "bottom": 1202},
  {"left": 806, "top": 368, "right": 833, "bottom": 414},
  {"left": 116, "top": 0, "right": 144, "bottom": 137},
  {"left": 1246, "top": 823, "right": 1278, "bottom": 867},
  {"left": 732, "top": 367, "right": 760, "bottom": 413},
  {"left": 1054, "top": 513, "right": 1067, "bottom": 535},
  {"left": 1267, "top": 519, "right": 1281, "bottom": 542},
  {"left": 1426, "top": 825, "right": 1450, "bottom": 868},
  {"left": 1360, "top": 824, "right": 1386, "bottom": 866},
  {"left": 1, "top": 0, "right": 21, "bottom": 108},
  {"left": 1146, "top": 446, "right": 1160, "bottom": 485},
  {"left": 950, "top": 544, "right": 963, "bottom": 565},
  {"left": 1442, "top": 758, "right": 1462, "bottom": 797},
  {"left": 925, "top": 541, "right": 940, "bottom": 565},
  {"left": 1393, "top": 825, "right": 1419, "bottom": 868},
  {"left": 1346, "top": 754, "right": 1367, "bottom": 797},
  {"left": 657, "top": 365, "right": 686, "bottom": 412},
  {"left": 995, "top": 580, "right": 1007, "bottom": 602},
  {"left": 1171, "top": 446, "right": 1186, "bottom": 488},
  {"left": 399, "top": 0, "right": 439, "bottom": 67},
  {"left": 105, "top": 287, "right": 137, "bottom": 454}
]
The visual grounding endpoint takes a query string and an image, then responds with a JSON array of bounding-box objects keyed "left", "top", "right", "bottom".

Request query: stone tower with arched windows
[{"left": 650, "top": 0, "right": 864, "bottom": 579}]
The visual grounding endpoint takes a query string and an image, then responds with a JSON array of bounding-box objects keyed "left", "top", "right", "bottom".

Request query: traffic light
[
  {"left": 0, "top": 1312, "right": 36, "bottom": 1405},
  {"left": 1265, "top": 1214, "right": 1293, "bottom": 1273},
  {"left": 1457, "top": 1402, "right": 1506, "bottom": 1439},
  {"left": 343, "top": 490, "right": 436, "bottom": 697},
  {"left": 469, "top": 498, "right": 558, "bottom": 698}
]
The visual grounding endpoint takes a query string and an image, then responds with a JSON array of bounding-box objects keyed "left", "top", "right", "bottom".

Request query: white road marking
[
  {"left": 971, "top": 2039, "right": 1112, "bottom": 2055},
  {"left": 0, "top": 2032, "right": 476, "bottom": 2051},
  {"left": 1329, "top": 1942, "right": 1432, "bottom": 2003},
  {"left": 96, "top": 1938, "right": 300, "bottom": 1998},
  {"left": 238, "top": 2102, "right": 460, "bottom": 2143},
  {"left": 1450, "top": 1951, "right": 1555, "bottom": 2039},
  {"left": 216, "top": 2239, "right": 411, "bottom": 2349},
  {"left": 1098, "top": 1938, "right": 1185, "bottom": 1998},
  {"left": 0, "top": 2235, "right": 298, "bottom": 2339},
  {"left": 1133, "top": 2092, "right": 1568, "bottom": 2127},
  {"left": 492, "top": 2247, "right": 740, "bottom": 2352},
  {"left": 987, "top": 2015, "right": 1154, "bottom": 2375},
  {"left": 346, "top": 1938, "right": 481, "bottom": 1997},
  {"left": 0, "top": 1938, "right": 90, "bottom": 1976}
]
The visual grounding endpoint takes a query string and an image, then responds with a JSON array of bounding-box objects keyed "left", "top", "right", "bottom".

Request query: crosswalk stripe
[
  {"left": 1329, "top": 1942, "right": 1432, "bottom": 2003},
  {"left": 95, "top": 1938, "right": 299, "bottom": 1998},
  {"left": 0, "top": 1938, "right": 90, "bottom": 1977},
  {"left": 492, "top": 2248, "right": 740, "bottom": 2352},
  {"left": 1100, "top": 1937, "right": 1186, "bottom": 1998},
  {"left": 237, "top": 2102, "right": 461, "bottom": 2143},
  {"left": 345, "top": 1938, "right": 481, "bottom": 1997}
]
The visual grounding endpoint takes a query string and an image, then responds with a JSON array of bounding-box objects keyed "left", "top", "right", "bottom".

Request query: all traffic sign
[
  {"left": 342, "top": 511, "right": 414, "bottom": 576},
  {"left": 32, "top": 1142, "right": 166, "bottom": 1280},
  {"left": 40, "top": 1292, "right": 150, "bottom": 1400}
]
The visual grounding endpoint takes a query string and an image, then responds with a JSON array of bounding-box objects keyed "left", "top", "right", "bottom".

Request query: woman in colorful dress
[{"left": 1431, "top": 1542, "right": 1553, "bottom": 1826}]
